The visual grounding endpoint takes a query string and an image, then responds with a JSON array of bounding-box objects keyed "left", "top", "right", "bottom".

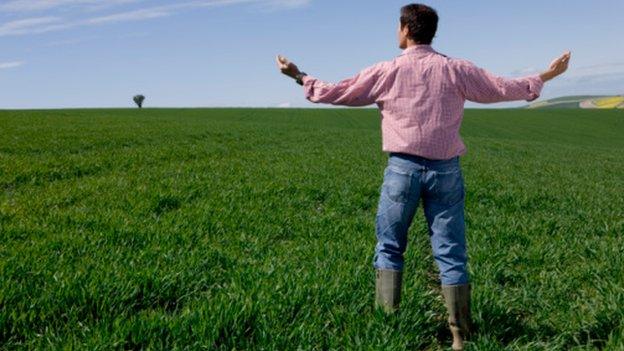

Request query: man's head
[{"left": 397, "top": 3, "right": 438, "bottom": 49}]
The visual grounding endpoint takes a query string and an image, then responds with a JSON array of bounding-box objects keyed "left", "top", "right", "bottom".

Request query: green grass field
[{"left": 1, "top": 108, "right": 623, "bottom": 350}]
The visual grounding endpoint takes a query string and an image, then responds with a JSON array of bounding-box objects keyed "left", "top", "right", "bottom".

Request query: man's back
[
  {"left": 300, "top": 44, "right": 544, "bottom": 160},
  {"left": 373, "top": 44, "right": 468, "bottom": 160}
]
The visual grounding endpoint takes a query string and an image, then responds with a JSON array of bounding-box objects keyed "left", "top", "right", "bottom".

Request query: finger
[
  {"left": 277, "top": 56, "right": 289, "bottom": 69},
  {"left": 277, "top": 55, "right": 287, "bottom": 65}
]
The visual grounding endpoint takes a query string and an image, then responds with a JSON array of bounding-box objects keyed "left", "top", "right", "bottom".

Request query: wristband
[{"left": 295, "top": 72, "right": 307, "bottom": 86}]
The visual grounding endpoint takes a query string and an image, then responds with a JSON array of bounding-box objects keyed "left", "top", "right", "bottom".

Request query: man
[{"left": 276, "top": 3, "right": 570, "bottom": 350}]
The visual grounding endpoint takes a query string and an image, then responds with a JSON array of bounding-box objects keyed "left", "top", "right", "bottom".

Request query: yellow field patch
[{"left": 593, "top": 96, "right": 624, "bottom": 108}]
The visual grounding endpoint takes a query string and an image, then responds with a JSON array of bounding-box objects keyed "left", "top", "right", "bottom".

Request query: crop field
[{"left": 1, "top": 108, "right": 623, "bottom": 350}]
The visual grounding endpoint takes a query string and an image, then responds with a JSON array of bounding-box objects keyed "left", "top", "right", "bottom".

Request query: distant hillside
[{"left": 524, "top": 95, "right": 624, "bottom": 109}]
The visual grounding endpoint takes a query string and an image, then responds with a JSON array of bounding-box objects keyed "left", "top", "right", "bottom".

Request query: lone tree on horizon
[{"left": 133, "top": 95, "right": 145, "bottom": 109}]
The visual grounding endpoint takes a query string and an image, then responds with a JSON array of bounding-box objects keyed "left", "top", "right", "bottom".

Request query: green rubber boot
[
  {"left": 375, "top": 269, "right": 402, "bottom": 314},
  {"left": 441, "top": 283, "right": 472, "bottom": 351}
]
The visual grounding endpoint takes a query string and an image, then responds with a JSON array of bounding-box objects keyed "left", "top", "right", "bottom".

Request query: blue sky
[{"left": 1, "top": 0, "right": 623, "bottom": 109}]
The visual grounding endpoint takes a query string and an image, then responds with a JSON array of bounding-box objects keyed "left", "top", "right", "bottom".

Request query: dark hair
[{"left": 400, "top": 4, "right": 438, "bottom": 44}]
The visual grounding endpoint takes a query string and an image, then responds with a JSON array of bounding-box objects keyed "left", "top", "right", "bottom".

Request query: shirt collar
[{"left": 400, "top": 44, "right": 435, "bottom": 56}]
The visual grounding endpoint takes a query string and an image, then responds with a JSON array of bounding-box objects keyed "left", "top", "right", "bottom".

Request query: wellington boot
[
  {"left": 441, "top": 283, "right": 472, "bottom": 351},
  {"left": 375, "top": 269, "right": 402, "bottom": 314}
]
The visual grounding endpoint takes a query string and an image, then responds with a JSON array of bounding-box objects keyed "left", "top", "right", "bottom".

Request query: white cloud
[
  {"left": 0, "top": 0, "right": 311, "bottom": 36},
  {"left": 277, "top": 102, "right": 291, "bottom": 108},
  {"left": 0, "top": 0, "right": 82, "bottom": 12},
  {"left": 543, "top": 61, "right": 624, "bottom": 92},
  {"left": 509, "top": 66, "right": 539, "bottom": 76},
  {"left": 262, "top": 0, "right": 310, "bottom": 10},
  {"left": 84, "top": 8, "right": 171, "bottom": 25},
  {"left": 0, "top": 16, "right": 67, "bottom": 36},
  {"left": 0, "top": 61, "right": 24, "bottom": 69},
  {"left": 0, "top": 0, "right": 307, "bottom": 13},
  {"left": 564, "top": 62, "right": 624, "bottom": 79},
  {"left": 0, "top": 0, "right": 142, "bottom": 12}
]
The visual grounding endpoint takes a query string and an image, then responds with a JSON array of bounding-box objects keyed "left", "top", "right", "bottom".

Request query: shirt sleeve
[
  {"left": 301, "top": 62, "right": 388, "bottom": 107},
  {"left": 453, "top": 59, "right": 544, "bottom": 103}
]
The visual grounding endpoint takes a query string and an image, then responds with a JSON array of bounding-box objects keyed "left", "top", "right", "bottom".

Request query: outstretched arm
[
  {"left": 455, "top": 51, "right": 571, "bottom": 103},
  {"left": 276, "top": 54, "right": 386, "bottom": 107}
]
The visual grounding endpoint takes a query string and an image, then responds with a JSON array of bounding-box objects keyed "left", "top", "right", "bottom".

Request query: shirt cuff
[
  {"left": 526, "top": 74, "right": 544, "bottom": 102},
  {"left": 301, "top": 75, "right": 314, "bottom": 86},
  {"left": 300, "top": 75, "right": 316, "bottom": 102}
]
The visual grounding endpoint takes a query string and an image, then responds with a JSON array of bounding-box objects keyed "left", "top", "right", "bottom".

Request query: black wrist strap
[{"left": 296, "top": 72, "right": 307, "bottom": 86}]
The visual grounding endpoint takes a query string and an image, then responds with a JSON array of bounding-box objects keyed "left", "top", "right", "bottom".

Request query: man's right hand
[
  {"left": 540, "top": 51, "right": 571, "bottom": 82},
  {"left": 276, "top": 55, "right": 301, "bottom": 80}
]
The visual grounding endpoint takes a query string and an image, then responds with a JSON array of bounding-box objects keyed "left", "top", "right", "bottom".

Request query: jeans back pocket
[
  {"left": 382, "top": 166, "right": 413, "bottom": 203},
  {"left": 431, "top": 167, "right": 464, "bottom": 206}
]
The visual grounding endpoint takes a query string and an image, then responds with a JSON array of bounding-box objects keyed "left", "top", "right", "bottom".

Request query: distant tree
[{"left": 133, "top": 95, "right": 145, "bottom": 109}]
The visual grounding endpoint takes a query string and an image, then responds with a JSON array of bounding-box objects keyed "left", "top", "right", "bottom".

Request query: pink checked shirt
[{"left": 301, "top": 44, "right": 544, "bottom": 160}]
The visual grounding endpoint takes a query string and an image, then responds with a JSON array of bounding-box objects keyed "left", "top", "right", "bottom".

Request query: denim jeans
[{"left": 372, "top": 152, "right": 469, "bottom": 286}]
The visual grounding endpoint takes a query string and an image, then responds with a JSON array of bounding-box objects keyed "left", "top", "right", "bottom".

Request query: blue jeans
[{"left": 372, "top": 152, "right": 469, "bottom": 286}]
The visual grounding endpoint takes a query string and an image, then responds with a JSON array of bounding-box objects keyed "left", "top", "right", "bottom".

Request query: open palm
[{"left": 548, "top": 51, "right": 571, "bottom": 77}]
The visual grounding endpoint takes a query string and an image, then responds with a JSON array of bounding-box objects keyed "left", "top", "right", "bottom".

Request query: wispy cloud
[
  {"left": 509, "top": 66, "right": 539, "bottom": 76},
  {"left": 0, "top": 0, "right": 142, "bottom": 12},
  {"left": 0, "top": 61, "right": 24, "bottom": 69},
  {"left": 84, "top": 8, "right": 171, "bottom": 25},
  {"left": 543, "top": 61, "right": 624, "bottom": 91},
  {"left": 563, "top": 62, "right": 624, "bottom": 79},
  {"left": 533, "top": 61, "right": 624, "bottom": 99},
  {"left": 0, "top": 16, "right": 67, "bottom": 36},
  {"left": 261, "top": 0, "right": 310, "bottom": 11},
  {"left": 0, "top": 0, "right": 310, "bottom": 36}
]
